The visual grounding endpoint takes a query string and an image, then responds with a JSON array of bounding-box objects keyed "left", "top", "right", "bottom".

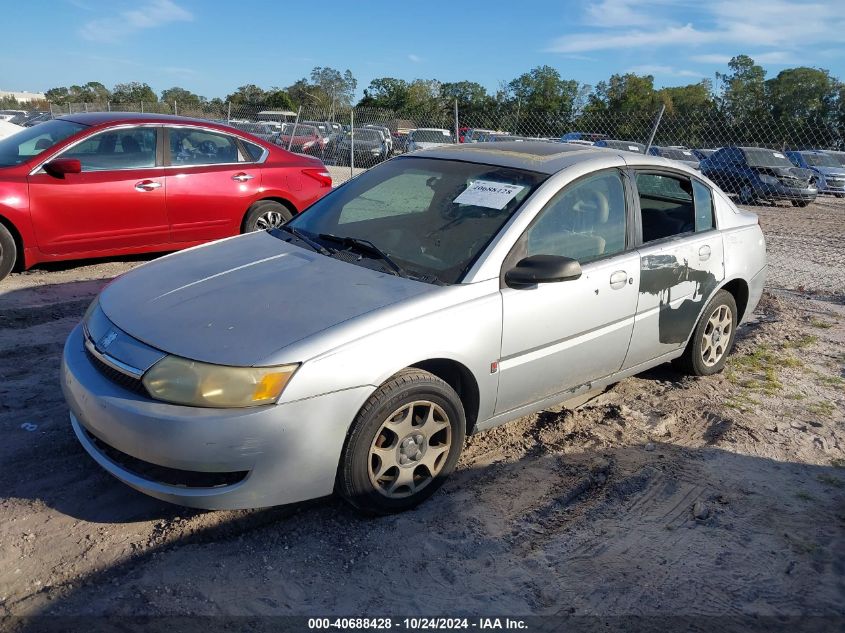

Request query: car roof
[
  {"left": 58, "top": 111, "right": 231, "bottom": 127},
  {"left": 413, "top": 140, "right": 689, "bottom": 174}
]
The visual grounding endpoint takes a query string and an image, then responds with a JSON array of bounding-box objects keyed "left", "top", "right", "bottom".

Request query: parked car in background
[
  {"left": 785, "top": 150, "right": 845, "bottom": 198},
  {"left": 0, "top": 120, "right": 23, "bottom": 140},
  {"left": 273, "top": 124, "right": 327, "bottom": 156},
  {"left": 488, "top": 135, "right": 530, "bottom": 142},
  {"left": 61, "top": 141, "right": 765, "bottom": 514},
  {"left": 560, "top": 132, "right": 608, "bottom": 143},
  {"left": 363, "top": 124, "right": 394, "bottom": 155},
  {"left": 595, "top": 139, "right": 646, "bottom": 153},
  {"left": 693, "top": 148, "right": 718, "bottom": 161},
  {"left": 0, "top": 112, "right": 332, "bottom": 281},
  {"left": 823, "top": 150, "right": 845, "bottom": 169},
  {"left": 648, "top": 146, "right": 700, "bottom": 170},
  {"left": 463, "top": 128, "right": 496, "bottom": 143},
  {"left": 229, "top": 121, "right": 278, "bottom": 142},
  {"left": 0, "top": 110, "right": 27, "bottom": 122},
  {"left": 406, "top": 128, "right": 453, "bottom": 152},
  {"left": 335, "top": 128, "right": 390, "bottom": 166},
  {"left": 701, "top": 146, "right": 816, "bottom": 206},
  {"left": 560, "top": 139, "right": 595, "bottom": 147},
  {"left": 458, "top": 126, "right": 470, "bottom": 143}
]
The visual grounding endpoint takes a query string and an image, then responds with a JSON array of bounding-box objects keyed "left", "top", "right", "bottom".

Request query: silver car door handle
[
  {"left": 232, "top": 173, "right": 255, "bottom": 182},
  {"left": 609, "top": 270, "right": 628, "bottom": 290},
  {"left": 699, "top": 245, "right": 711, "bottom": 261},
  {"left": 134, "top": 180, "right": 162, "bottom": 192}
]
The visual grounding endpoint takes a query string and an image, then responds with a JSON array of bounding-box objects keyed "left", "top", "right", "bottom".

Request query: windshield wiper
[
  {"left": 274, "top": 226, "right": 332, "bottom": 256},
  {"left": 318, "top": 233, "right": 408, "bottom": 278}
]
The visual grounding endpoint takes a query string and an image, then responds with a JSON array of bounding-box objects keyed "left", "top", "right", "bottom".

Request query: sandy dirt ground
[{"left": 0, "top": 197, "right": 843, "bottom": 625}]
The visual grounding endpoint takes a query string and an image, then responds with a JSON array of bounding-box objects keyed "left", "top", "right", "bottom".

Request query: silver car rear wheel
[
  {"left": 701, "top": 304, "right": 733, "bottom": 367},
  {"left": 368, "top": 400, "right": 452, "bottom": 499},
  {"left": 673, "top": 289, "right": 738, "bottom": 377}
]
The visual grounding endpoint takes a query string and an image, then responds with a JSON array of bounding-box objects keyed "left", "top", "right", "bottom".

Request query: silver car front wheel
[
  {"left": 368, "top": 400, "right": 452, "bottom": 499},
  {"left": 338, "top": 368, "right": 465, "bottom": 514}
]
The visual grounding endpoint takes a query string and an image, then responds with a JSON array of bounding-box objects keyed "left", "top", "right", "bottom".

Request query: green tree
[
  {"left": 358, "top": 77, "right": 410, "bottom": 110},
  {"left": 716, "top": 55, "right": 767, "bottom": 122},
  {"left": 765, "top": 67, "right": 836, "bottom": 121},
  {"left": 658, "top": 80, "right": 715, "bottom": 116},
  {"left": 225, "top": 84, "right": 266, "bottom": 106},
  {"left": 111, "top": 82, "right": 157, "bottom": 104},
  {"left": 45, "top": 86, "right": 71, "bottom": 105},
  {"left": 80, "top": 81, "right": 110, "bottom": 102},
  {"left": 588, "top": 73, "right": 660, "bottom": 115},
  {"left": 506, "top": 65, "right": 581, "bottom": 134},
  {"left": 263, "top": 87, "right": 294, "bottom": 110},
  {"left": 45, "top": 81, "right": 110, "bottom": 104},
  {"left": 310, "top": 66, "right": 357, "bottom": 108},
  {"left": 160, "top": 86, "right": 204, "bottom": 107}
]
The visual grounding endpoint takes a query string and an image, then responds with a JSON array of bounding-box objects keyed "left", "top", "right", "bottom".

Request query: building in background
[{"left": 0, "top": 90, "right": 46, "bottom": 103}]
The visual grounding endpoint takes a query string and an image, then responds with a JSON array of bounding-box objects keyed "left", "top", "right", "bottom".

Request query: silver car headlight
[
  {"left": 758, "top": 174, "right": 780, "bottom": 185},
  {"left": 142, "top": 356, "right": 299, "bottom": 408}
]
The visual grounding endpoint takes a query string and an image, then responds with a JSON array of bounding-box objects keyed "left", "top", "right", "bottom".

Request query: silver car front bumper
[{"left": 61, "top": 324, "right": 371, "bottom": 510}]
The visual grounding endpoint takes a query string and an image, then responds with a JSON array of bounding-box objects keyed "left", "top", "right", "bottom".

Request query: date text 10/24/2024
[{"left": 307, "top": 618, "right": 529, "bottom": 630}]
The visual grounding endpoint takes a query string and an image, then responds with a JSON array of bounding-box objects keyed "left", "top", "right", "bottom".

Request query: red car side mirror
[{"left": 44, "top": 158, "right": 82, "bottom": 177}]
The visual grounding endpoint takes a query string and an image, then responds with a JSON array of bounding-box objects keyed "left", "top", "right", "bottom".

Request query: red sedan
[{"left": 0, "top": 112, "right": 332, "bottom": 281}]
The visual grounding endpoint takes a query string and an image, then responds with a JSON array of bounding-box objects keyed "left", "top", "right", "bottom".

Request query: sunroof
[{"left": 461, "top": 141, "right": 586, "bottom": 157}]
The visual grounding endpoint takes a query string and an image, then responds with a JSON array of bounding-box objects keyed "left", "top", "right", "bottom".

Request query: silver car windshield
[{"left": 287, "top": 157, "right": 548, "bottom": 284}]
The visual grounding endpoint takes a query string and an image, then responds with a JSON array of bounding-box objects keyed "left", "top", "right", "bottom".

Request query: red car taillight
[{"left": 302, "top": 168, "right": 332, "bottom": 188}]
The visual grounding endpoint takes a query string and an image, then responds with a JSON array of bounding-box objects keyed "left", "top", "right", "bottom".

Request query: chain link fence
[{"left": 48, "top": 100, "right": 845, "bottom": 208}]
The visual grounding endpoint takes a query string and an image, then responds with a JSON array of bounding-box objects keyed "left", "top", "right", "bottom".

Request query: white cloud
[
  {"left": 408, "top": 54, "right": 422, "bottom": 63},
  {"left": 690, "top": 51, "right": 794, "bottom": 65},
  {"left": 79, "top": 0, "right": 192, "bottom": 43},
  {"left": 546, "top": 0, "right": 845, "bottom": 57},
  {"left": 583, "top": 0, "right": 659, "bottom": 27}
]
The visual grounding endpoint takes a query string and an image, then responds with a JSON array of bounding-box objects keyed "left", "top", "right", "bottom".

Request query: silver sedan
[{"left": 61, "top": 141, "right": 766, "bottom": 514}]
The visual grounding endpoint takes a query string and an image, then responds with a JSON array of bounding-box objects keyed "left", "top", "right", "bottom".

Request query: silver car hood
[{"left": 98, "top": 231, "right": 434, "bottom": 366}]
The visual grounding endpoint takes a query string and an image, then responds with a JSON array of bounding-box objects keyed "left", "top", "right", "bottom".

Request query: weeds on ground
[
  {"left": 809, "top": 319, "right": 833, "bottom": 329},
  {"left": 807, "top": 400, "right": 836, "bottom": 418}
]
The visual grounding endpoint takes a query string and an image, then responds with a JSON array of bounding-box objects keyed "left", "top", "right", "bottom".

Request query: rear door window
[
  {"left": 692, "top": 180, "right": 715, "bottom": 232},
  {"left": 168, "top": 128, "right": 244, "bottom": 165},
  {"left": 636, "top": 172, "right": 695, "bottom": 243}
]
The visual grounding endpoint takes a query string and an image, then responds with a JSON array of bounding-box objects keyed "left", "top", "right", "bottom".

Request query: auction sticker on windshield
[{"left": 454, "top": 180, "right": 525, "bottom": 209}]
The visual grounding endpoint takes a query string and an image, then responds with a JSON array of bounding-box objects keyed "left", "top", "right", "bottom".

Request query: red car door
[
  {"left": 164, "top": 126, "right": 262, "bottom": 243},
  {"left": 28, "top": 126, "right": 169, "bottom": 255}
]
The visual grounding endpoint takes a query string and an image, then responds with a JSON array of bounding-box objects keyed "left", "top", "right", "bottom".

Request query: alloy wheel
[
  {"left": 701, "top": 304, "right": 733, "bottom": 367},
  {"left": 254, "top": 210, "right": 286, "bottom": 230},
  {"left": 368, "top": 400, "right": 452, "bottom": 499}
]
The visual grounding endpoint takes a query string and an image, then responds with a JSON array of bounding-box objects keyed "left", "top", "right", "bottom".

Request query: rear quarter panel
[{"left": 716, "top": 190, "right": 767, "bottom": 321}]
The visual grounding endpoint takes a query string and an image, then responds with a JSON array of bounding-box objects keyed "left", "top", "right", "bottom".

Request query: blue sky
[{"left": 4, "top": 0, "right": 844, "bottom": 100}]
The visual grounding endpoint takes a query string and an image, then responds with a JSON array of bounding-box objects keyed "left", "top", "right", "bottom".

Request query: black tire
[
  {"left": 242, "top": 200, "right": 293, "bottom": 232},
  {"left": 0, "top": 223, "right": 17, "bottom": 282},
  {"left": 673, "top": 289, "right": 738, "bottom": 377},
  {"left": 337, "top": 368, "right": 466, "bottom": 515},
  {"left": 791, "top": 199, "right": 811, "bottom": 207},
  {"left": 835, "top": 193, "right": 845, "bottom": 199}
]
